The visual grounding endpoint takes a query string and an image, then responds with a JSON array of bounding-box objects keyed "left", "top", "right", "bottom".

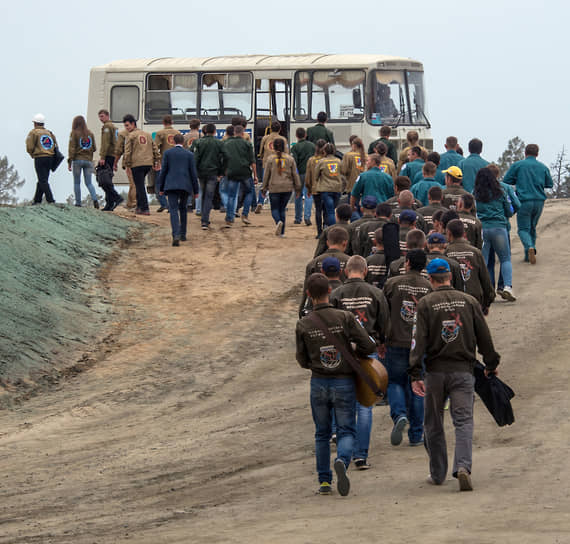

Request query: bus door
[{"left": 254, "top": 78, "right": 291, "bottom": 159}]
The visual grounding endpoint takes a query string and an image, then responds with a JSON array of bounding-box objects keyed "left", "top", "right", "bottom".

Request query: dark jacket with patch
[
  {"left": 383, "top": 270, "right": 432, "bottom": 348},
  {"left": 355, "top": 217, "right": 389, "bottom": 257},
  {"left": 445, "top": 240, "right": 495, "bottom": 308},
  {"left": 458, "top": 211, "right": 483, "bottom": 249},
  {"left": 442, "top": 186, "right": 469, "bottom": 210},
  {"left": 416, "top": 202, "right": 446, "bottom": 232},
  {"left": 330, "top": 278, "right": 390, "bottom": 345},
  {"left": 296, "top": 303, "right": 376, "bottom": 378},
  {"left": 365, "top": 250, "right": 388, "bottom": 289},
  {"left": 409, "top": 285, "right": 500, "bottom": 380}
]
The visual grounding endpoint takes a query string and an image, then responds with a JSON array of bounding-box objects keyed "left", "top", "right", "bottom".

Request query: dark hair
[
  {"left": 349, "top": 134, "right": 358, "bottom": 145},
  {"left": 374, "top": 227, "right": 383, "bottom": 244},
  {"left": 323, "top": 143, "right": 336, "bottom": 156},
  {"left": 296, "top": 127, "right": 306, "bottom": 139},
  {"left": 410, "top": 146, "right": 422, "bottom": 157},
  {"left": 204, "top": 123, "right": 216, "bottom": 135},
  {"left": 446, "top": 218, "right": 464, "bottom": 239},
  {"left": 432, "top": 209, "right": 445, "bottom": 224},
  {"left": 315, "top": 139, "right": 327, "bottom": 155},
  {"left": 327, "top": 226, "right": 349, "bottom": 245},
  {"left": 376, "top": 203, "right": 392, "bottom": 218},
  {"left": 234, "top": 125, "right": 244, "bottom": 136},
  {"left": 189, "top": 118, "right": 200, "bottom": 130},
  {"left": 446, "top": 136, "right": 458, "bottom": 148},
  {"left": 122, "top": 114, "right": 136, "bottom": 125},
  {"left": 395, "top": 176, "right": 411, "bottom": 191},
  {"left": 407, "top": 248, "right": 427, "bottom": 271},
  {"left": 273, "top": 137, "right": 285, "bottom": 174},
  {"left": 231, "top": 116, "right": 245, "bottom": 127},
  {"left": 336, "top": 204, "right": 352, "bottom": 222},
  {"left": 423, "top": 161, "right": 437, "bottom": 176},
  {"left": 525, "top": 144, "right": 539, "bottom": 157},
  {"left": 442, "top": 210, "right": 459, "bottom": 230},
  {"left": 368, "top": 153, "right": 381, "bottom": 166},
  {"left": 271, "top": 120, "right": 281, "bottom": 133},
  {"left": 173, "top": 133, "right": 184, "bottom": 144},
  {"left": 406, "top": 130, "right": 419, "bottom": 144},
  {"left": 380, "top": 126, "right": 391, "bottom": 137},
  {"left": 406, "top": 229, "right": 426, "bottom": 250},
  {"left": 307, "top": 273, "right": 330, "bottom": 299},
  {"left": 163, "top": 114, "right": 173, "bottom": 125},
  {"left": 225, "top": 125, "right": 235, "bottom": 137},
  {"left": 353, "top": 137, "right": 366, "bottom": 167},
  {"left": 317, "top": 111, "right": 327, "bottom": 123},
  {"left": 428, "top": 185, "right": 443, "bottom": 201},
  {"left": 473, "top": 167, "right": 503, "bottom": 203},
  {"left": 98, "top": 109, "right": 109, "bottom": 116},
  {"left": 468, "top": 138, "right": 483, "bottom": 154},
  {"left": 426, "top": 151, "right": 440, "bottom": 166},
  {"left": 375, "top": 142, "right": 388, "bottom": 156},
  {"left": 456, "top": 145, "right": 464, "bottom": 156},
  {"left": 460, "top": 193, "right": 475, "bottom": 209}
]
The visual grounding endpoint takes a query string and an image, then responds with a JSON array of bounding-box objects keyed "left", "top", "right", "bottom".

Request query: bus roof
[{"left": 93, "top": 53, "right": 424, "bottom": 72}]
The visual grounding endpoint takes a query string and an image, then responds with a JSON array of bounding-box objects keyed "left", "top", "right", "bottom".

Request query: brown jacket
[
  {"left": 259, "top": 132, "right": 288, "bottom": 165},
  {"left": 443, "top": 186, "right": 469, "bottom": 210},
  {"left": 315, "top": 155, "right": 343, "bottom": 193},
  {"left": 379, "top": 156, "right": 397, "bottom": 179},
  {"left": 99, "top": 120, "right": 116, "bottom": 158},
  {"left": 155, "top": 127, "right": 182, "bottom": 159},
  {"left": 341, "top": 151, "right": 366, "bottom": 193},
  {"left": 304, "top": 155, "right": 322, "bottom": 194},
  {"left": 123, "top": 129, "right": 159, "bottom": 168},
  {"left": 26, "top": 128, "right": 57, "bottom": 158},
  {"left": 114, "top": 129, "right": 128, "bottom": 159},
  {"left": 262, "top": 153, "right": 301, "bottom": 194},
  {"left": 68, "top": 130, "right": 96, "bottom": 165}
]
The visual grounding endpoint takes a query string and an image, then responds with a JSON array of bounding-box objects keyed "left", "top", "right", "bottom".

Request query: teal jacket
[
  {"left": 460, "top": 153, "right": 489, "bottom": 193},
  {"left": 503, "top": 156, "right": 553, "bottom": 201},
  {"left": 475, "top": 190, "right": 513, "bottom": 229},
  {"left": 411, "top": 178, "right": 441, "bottom": 206},
  {"left": 291, "top": 139, "right": 316, "bottom": 174},
  {"left": 401, "top": 159, "right": 425, "bottom": 183},
  {"left": 413, "top": 170, "right": 445, "bottom": 186},
  {"left": 438, "top": 149, "right": 464, "bottom": 172},
  {"left": 351, "top": 167, "right": 394, "bottom": 203}
]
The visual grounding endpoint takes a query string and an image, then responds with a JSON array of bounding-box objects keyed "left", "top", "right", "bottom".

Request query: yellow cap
[{"left": 442, "top": 166, "right": 463, "bottom": 179}]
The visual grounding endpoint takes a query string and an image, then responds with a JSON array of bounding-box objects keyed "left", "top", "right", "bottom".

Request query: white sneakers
[{"left": 501, "top": 286, "right": 516, "bottom": 301}]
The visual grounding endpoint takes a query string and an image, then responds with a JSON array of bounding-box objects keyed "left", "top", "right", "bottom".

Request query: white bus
[{"left": 87, "top": 53, "right": 432, "bottom": 182}]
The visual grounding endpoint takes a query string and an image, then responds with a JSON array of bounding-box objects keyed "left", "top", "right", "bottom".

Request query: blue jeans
[
  {"left": 199, "top": 175, "right": 218, "bottom": 226},
  {"left": 320, "top": 191, "right": 340, "bottom": 227},
  {"left": 72, "top": 160, "right": 98, "bottom": 205},
  {"left": 294, "top": 174, "right": 313, "bottom": 222},
  {"left": 239, "top": 178, "right": 254, "bottom": 216},
  {"left": 219, "top": 177, "right": 228, "bottom": 209},
  {"left": 386, "top": 346, "right": 424, "bottom": 443},
  {"left": 487, "top": 231, "right": 511, "bottom": 289},
  {"left": 481, "top": 227, "right": 513, "bottom": 288},
  {"left": 269, "top": 191, "right": 292, "bottom": 234},
  {"left": 150, "top": 169, "right": 168, "bottom": 208},
  {"left": 166, "top": 190, "right": 189, "bottom": 238},
  {"left": 517, "top": 199, "right": 544, "bottom": 255},
  {"left": 225, "top": 179, "right": 242, "bottom": 221},
  {"left": 310, "top": 377, "right": 356, "bottom": 484}
]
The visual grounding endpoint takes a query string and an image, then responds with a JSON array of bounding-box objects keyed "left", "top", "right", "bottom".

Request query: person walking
[
  {"left": 442, "top": 166, "right": 469, "bottom": 209},
  {"left": 67, "top": 115, "right": 99, "bottom": 208},
  {"left": 153, "top": 115, "right": 182, "bottom": 212},
  {"left": 341, "top": 137, "right": 366, "bottom": 194},
  {"left": 97, "top": 109, "right": 123, "bottom": 210},
  {"left": 503, "top": 144, "right": 553, "bottom": 264},
  {"left": 368, "top": 125, "right": 398, "bottom": 165},
  {"left": 26, "top": 113, "right": 57, "bottom": 204},
  {"left": 291, "top": 127, "right": 316, "bottom": 226},
  {"left": 122, "top": 114, "right": 160, "bottom": 215},
  {"left": 409, "top": 258, "right": 501, "bottom": 491},
  {"left": 438, "top": 136, "right": 464, "bottom": 173},
  {"left": 114, "top": 126, "right": 136, "bottom": 209},
  {"left": 473, "top": 167, "right": 515, "bottom": 301},
  {"left": 307, "top": 111, "right": 335, "bottom": 144},
  {"left": 305, "top": 139, "right": 327, "bottom": 238},
  {"left": 314, "top": 143, "right": 343, "bottom": 227},
  {"left": 460, "top": 138, "right": 489, "bottom": 193},
  {"left": 400, "top": 146, "right": 425, "bottom": 181},
  {"left": 411, "top": 161, "right": 441, "bottom": 206},
  {"left": 350, "top": 154, "right": 394, "bottom": 211},
  {"left": 157, "top": 134, "right": 199, "bottom": 246},
  {"left": 261, "top": 138, "right": 301, "bottom": 236}
]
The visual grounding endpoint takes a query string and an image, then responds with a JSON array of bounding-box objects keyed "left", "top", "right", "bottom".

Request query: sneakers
[
  {"left": 501, "top": 286, "right": 516, "bottom": 302},
  {"left": 528, "top": 247, "right": 536, "bottom": 264},
  {"left": 255, "top": 203, "right": 263, "bottom": 214},
  {"left": 354, "top": 459, "right": 371, "bottom": 470},
  {"left": 136, "top": 210, "right": 150, "bottom": 216},
  {"left": 318, "top": 482, "right": 332, "bottom": 495},
  {"left": 241, "top": 215, "right": 251, "bottom": 225},
  {"left": 305, "top": 219, "right": 312, "bottom": 226},
  {"left": 409, "top": 439, "right": 424, "bottom": 447},
  {"left": 275, "top": 220, "right": 283, "bottom": 236},
  {"left": 426, "top": 475, "right": 443, "bottom": 486},
  {"left": 201, "top": 225, "right": 210, "bottom": 231},
  {"left": 172, "top": 237, "right": 180, "bottom": 247},
  {"left": 333, "top": 458, "right": 350, "bottom": 497},
  {"left": 157, "top": 206, "right": 167, "bottom": 213},
  {"left": 180, "top": 235, "right": 187, "bottom": 241},
  {"left": 496, "top": 288, "right": 504, "bottom": 298},
  {"left": 112, "top": 197, "right": 125, "bottom": 210},
  {"left": 93, "top": 200, "right": 100, "bottom": 209},
  {"left": 293, "top": 220, "right": 302, "bottom": 224},
  {"left": 391, "top": 416, "right": 409, "bottom": 446},
  {"left": 223, "top": 221, "right": 232, "bottom": 228},
  {"left": 457, "top": 468, "right": 473, "bottom": 491},
  {"left": 330, "top": 433, "right": 337, "bottom": 445}
]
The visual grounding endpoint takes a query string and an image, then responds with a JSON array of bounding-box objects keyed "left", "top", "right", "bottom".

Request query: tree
[
  {"left": 496, "top": 137, "right": 526, "bottom": 178},
  {"left": 0, "top": 156, "right": 25, "bottom": 205},
  {"left": 548, "top": 147, "right": 570, "bottom": 199},
  {"left": 66, "top": 191, "right": 103, "bottom": 207}
]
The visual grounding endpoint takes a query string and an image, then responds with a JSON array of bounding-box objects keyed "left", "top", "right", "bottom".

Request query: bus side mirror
[{"left": 353, "top": 89, "right": 362, "bottom": 109}]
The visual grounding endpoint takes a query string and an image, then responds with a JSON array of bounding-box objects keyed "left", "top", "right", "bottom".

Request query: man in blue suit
[{"left": 158, "top": 134, "right": 199, "bottom": 246}]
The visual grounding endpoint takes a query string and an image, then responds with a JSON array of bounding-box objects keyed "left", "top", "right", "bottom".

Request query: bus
[{"left": 87, "top": 53, "right": 432, "bottom": 183}]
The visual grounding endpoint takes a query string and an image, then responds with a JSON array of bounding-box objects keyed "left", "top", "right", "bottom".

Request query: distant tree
[
  {"left": 496, "top": 137, "right": 526, "bottom": 178},
  {"left": 66, "top": 192, "right": 103, "bottom": 207},
  {"left": 548, "top": 147, "right": 570, "bottom": 199},
  {"left": 0, "top": 156, "right": 25, "bottom": 205}
]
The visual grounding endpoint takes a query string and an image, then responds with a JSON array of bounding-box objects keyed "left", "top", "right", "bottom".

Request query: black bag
[
  {"left": 50, "top": 133, "right": 65, "bottom": 172},
  {"left": 95, "top": 164, "right": 113, "bottom": 188}
]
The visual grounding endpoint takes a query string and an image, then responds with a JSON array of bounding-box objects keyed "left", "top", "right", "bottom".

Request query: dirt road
[{"left": 1, "top": 202, "right": 569, "bottom": 543}]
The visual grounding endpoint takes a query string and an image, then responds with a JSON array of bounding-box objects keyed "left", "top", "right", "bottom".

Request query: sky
[{"left": 2, "top": 0, "right": 568, "bottom": 202}]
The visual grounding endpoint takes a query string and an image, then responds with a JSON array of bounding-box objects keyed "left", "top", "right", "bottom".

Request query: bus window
[
  {"left": 200, "top": 72, "right": 252, "bottom": 121},
  {"left": 406, "top": 71, "right": 428, "bottom": 125},
  {"left": 293, "top": 72, "right": 310, "bottom": 120},
  {"left": 310, "top": 70, "right": 365, "bottom": 121},
  {"left": 145, "top": 73, "right": 197, "bottom": 123},
  {"left": 111, "top": 86, "right": 139, "bottom": 123}
]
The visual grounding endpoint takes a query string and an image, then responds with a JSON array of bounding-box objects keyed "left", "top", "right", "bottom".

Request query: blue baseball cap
[
  {"left": 362, "top": 195, "right": 378, "bottom": 209},
  {"left": 321, "top": 257, "right": 341, "bottom": 274},
  {"left": 427, "top": 232, "right": 446, "bottom": 244},
  {"left": 426, "top": 258, "right": 450, "bottom": 274},
  {"left": 399, "top": 209, "right": 417, "bottom": 223}
]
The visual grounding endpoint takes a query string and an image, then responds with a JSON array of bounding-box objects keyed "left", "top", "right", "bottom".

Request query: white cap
[{"left": 32, "top": 113, "right": 45, "bottom": 124}]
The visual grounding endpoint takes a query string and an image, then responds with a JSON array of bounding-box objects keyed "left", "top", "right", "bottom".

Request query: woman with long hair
[
  {"left": 474, "top": 167, "right": 515, "bottom": 301},
  {"left": 341, "top": 137, "right": 366, "bottom": 193},
  {"left": 68, "top": 115, "right": 99, "bottom": 208},
  {"left": 315, "top": 143, "right": 343, "bottom": 227},
  {"left": 261, "top": 137, "right": 301, "bottom": 236}
]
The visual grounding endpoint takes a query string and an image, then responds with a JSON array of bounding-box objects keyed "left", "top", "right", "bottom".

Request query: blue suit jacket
[{"left": 157, "top": 145, "right": 199, "bottom": 195}]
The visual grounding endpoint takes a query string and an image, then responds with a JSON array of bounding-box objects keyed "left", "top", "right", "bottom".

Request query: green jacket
[
  {"left": 401, "top": 158, "right": 425, "bottom": 182},
  {"left": 438, "top": 149, "right": 464, "bottom": 172},
  {"left": 193, "top": 135, "right": 225, "bottom": 177},
  {"left": 291, "top": 139, "right": 315, "bottom": 174},
  {"left": 475, "top": 191, "right": 513, "bottom": 230},
  {"left": 307, "top": 123, "right": 335, "bottom": 144},
  {"left": 460, "top": 153, "right": 488, "bottom": 193},
  {"left": 350, "top": 167, "right": 394, "bottom": 204},
  {"left": 411, "top": 178, "right": 440, "bottom": 206},
  {"left": 503, "top": 156, "right": 553, "bottom": 201},
  {"left": 368, "top": 137, "right": 398, "bottom": 164},
  {"left": 222, "top": 137, "right": 255, "bottom": 181}
]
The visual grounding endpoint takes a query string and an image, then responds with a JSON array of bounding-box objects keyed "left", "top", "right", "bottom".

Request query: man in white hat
[{"left": 25, "top": 113, "right": 58, "bottom": 203}]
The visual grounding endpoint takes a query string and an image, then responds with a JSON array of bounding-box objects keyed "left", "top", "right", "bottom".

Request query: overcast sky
[{"left": 2, "top": 0, "right": 567, "bottom": 202}]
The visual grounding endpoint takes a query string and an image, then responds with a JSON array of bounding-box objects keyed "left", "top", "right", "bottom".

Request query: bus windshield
[{"left": 368, "top": 70, "right": 429, "bottom": 127}]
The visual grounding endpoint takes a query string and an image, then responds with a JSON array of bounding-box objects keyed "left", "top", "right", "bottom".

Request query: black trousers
[
  {"left": 131, "top": 165, "right": 151, "bottom": 211},
  {"left": 33, "top": 157, "right": 55, "bottom": 203},
  {"left": 101, "top": 155, "right": 122, "bottom": 208}
]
